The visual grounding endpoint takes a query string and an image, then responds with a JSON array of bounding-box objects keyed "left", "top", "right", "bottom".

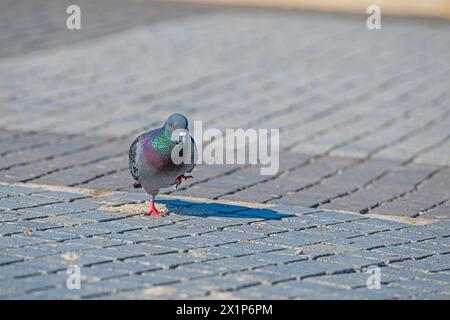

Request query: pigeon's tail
[{"left": 133, "top": 181, "right": 142, "bottom": 189}]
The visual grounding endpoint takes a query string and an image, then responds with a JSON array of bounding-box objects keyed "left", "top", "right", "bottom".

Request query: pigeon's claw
[
  {"left": 147, "top": 208, "right": 165, "bottom": 217},
  {"left": 147, "top": 198, "right": 165, "bottom": 217},
  {"left": 175, "top": 175, "right": 193, "bottom": 189}
]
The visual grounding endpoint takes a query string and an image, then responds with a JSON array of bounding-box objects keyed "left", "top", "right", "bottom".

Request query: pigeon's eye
[{"left": 171, "top": 123, "right": 177, "bottom": 129}]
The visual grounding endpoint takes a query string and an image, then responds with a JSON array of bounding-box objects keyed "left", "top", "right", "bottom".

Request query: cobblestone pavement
[
  {"left": 1, "top": 183, "right": 450, "bottom": 299},
  {"left": 0, "top": 0, "right": 450, "bottom": 299}
]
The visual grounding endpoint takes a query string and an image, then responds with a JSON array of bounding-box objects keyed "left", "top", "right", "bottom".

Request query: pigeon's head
[{"left": 165, "top": 113, "right": 189, "bottom": 143}]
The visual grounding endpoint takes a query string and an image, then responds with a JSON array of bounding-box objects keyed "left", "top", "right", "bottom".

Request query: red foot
[
  {"left": 175, "top": 175, "right": 193, "bottom": 189},
  {"left": 147, "top": 198, "right": 165, "bottom": 217}
]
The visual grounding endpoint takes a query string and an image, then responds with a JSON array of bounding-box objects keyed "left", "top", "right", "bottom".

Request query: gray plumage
[{"left": 128, "top": 113, "right": 197, "bottom": 198}]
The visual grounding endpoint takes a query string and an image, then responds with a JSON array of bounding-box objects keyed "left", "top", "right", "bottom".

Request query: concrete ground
[{"left": 0, "top": 0, "right": 449, "bottom": 299}]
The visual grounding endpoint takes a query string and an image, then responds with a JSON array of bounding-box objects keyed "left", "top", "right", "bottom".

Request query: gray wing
[{"left": 128, "top": 133, "right": 146, "bottom": 183}]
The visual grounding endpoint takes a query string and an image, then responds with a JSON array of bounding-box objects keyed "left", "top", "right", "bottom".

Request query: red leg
[
  {"left": 175, "top": 175, "right": 193, "bottom": 188},
  {"left": 147, "top": 198, "right": 165, "bottom": 217}
]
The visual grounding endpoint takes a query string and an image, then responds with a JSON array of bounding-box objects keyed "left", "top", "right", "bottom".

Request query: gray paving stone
[
  {"left": 372, "top": 246, "right": 432, "bottom": 262},
  {"left": 258, "top": 260, "right": 350, "bottom": 279},
  {"left": 318, "top": 255, "right": 382, "bottom": 269},
  {"left": 390, "top": 259, "right": 450, "bottom": 273},
  {"left": 341, "top": 234, "right": 410, "bottom": 250},
  {"left": 183, "top": 274, "right": 260, "bottom": 293},
  {"left": 388, "top": 279, "right": 450, "bottom": 294},
  {"left": 0, "top": 255, "right": 24, "bottom": 266},
  {"left": 129, "top": 253, "right": 197, "bottom": 269},
  {"left": 303, "top": 272, "right": 371, "bottom": 289},
  {"left": 402, "top": 241, "right": 450, "bottom": 255},
  {"left": 306, "top": 210, "right": 366, "bottom": 222},
  {"left": 234, "top": 280, "right": 344, "bottom": 299}
]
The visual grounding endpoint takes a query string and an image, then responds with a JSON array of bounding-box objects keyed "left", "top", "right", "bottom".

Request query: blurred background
[
  {"left": 174, "top": 0, "right": 450, "bottom": 18},
  {"left": 1, "top": 0, "right": 449, "bottom": 57},
  {"left": 1, "top": 0, "right": 450, "bottom": 219}
]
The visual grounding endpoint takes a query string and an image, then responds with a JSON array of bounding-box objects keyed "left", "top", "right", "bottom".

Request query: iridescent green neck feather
[{"left": 151, "top": 128, "right": 176, "bottom": 155}]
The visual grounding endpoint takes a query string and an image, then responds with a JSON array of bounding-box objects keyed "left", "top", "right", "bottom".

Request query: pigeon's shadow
[{"left": 158, "top": 199, "right": 291, "bottom": 220}]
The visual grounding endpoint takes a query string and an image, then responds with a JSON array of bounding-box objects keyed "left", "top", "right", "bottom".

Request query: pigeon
[{"left": 128, "top": 113, "right": 197, "bottom": 217}]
